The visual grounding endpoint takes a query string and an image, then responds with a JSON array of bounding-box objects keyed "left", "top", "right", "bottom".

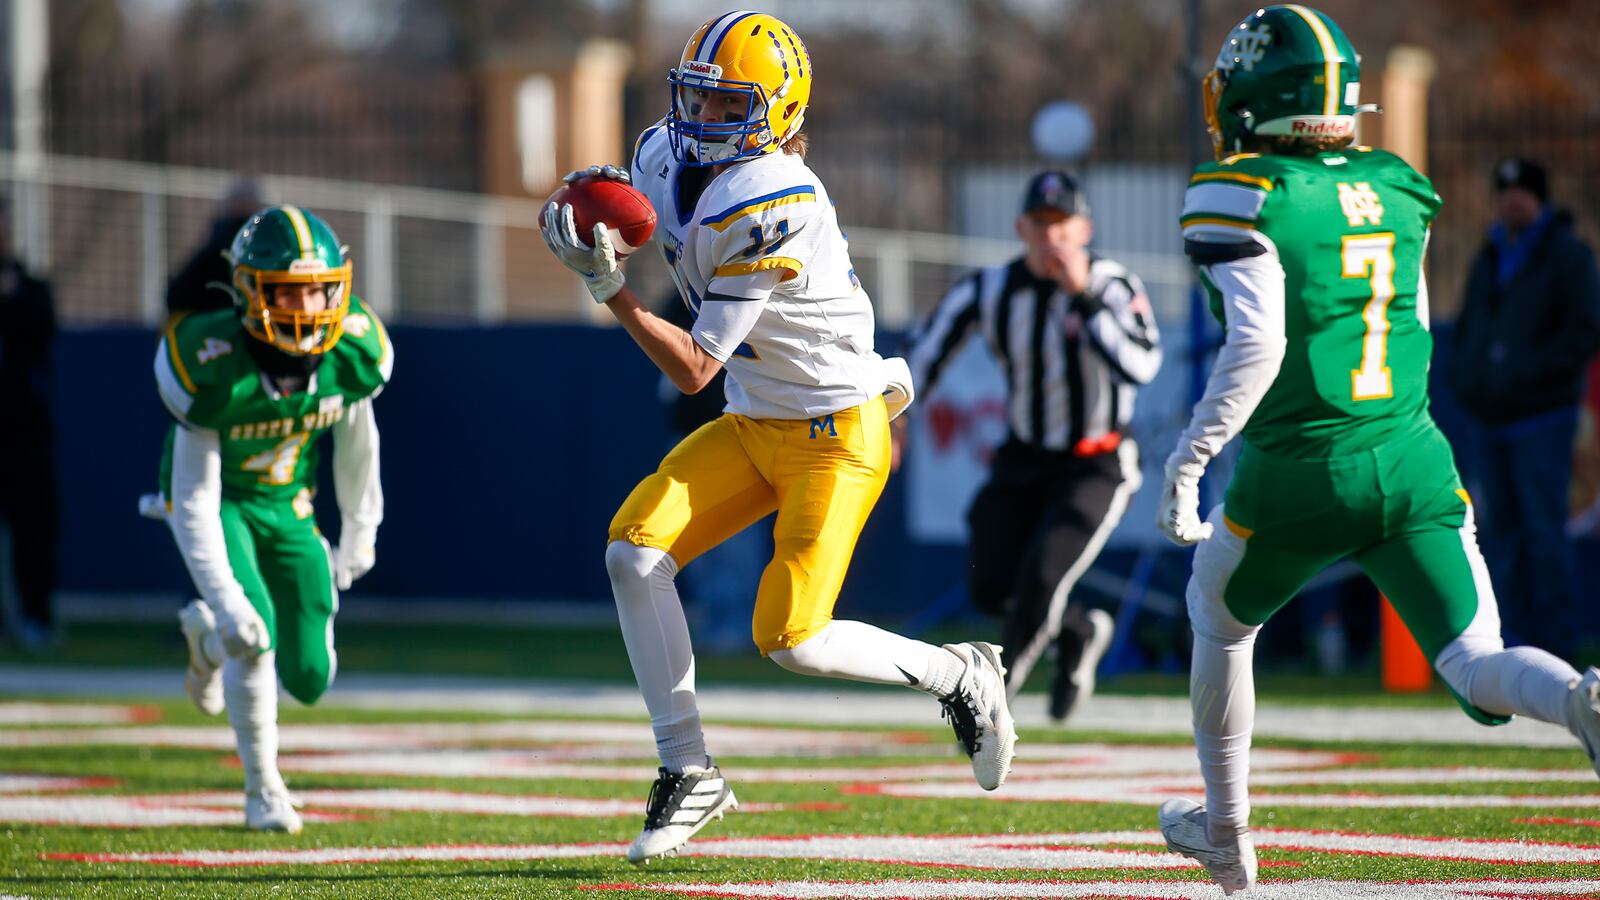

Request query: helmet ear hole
[{"left": 783, "top": 101, "right": 799, "bottom": 121}]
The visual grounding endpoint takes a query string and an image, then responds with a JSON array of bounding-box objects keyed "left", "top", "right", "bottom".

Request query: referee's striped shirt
[{"left": 906, "top": 256, "right": 1162, "bottom": 453}]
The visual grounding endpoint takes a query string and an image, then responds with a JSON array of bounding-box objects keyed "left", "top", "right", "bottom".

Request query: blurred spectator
[
  {"left": 1571, "top": 359, "right": 1600, "bottom": 539},
  {"left": 656, "top": 292, "right": 769, "bottom": 655},
  {"left": 1451, "top": 158, "right": 1600, "bottom": 657},
  {"left": 166, "top": 179, "right": 263, "bottom": 317},
  {"left": 898, "top": 171, "right": 1162, "bottom": 721},
  {"left": 0, "top": 198, "right": 60, "bottom": 651}
]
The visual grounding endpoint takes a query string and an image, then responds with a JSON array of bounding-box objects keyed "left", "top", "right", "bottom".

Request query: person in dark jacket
[
  {"left": 1451, "top": 158, "right": 1600, "bottom": 658},
  {"left": 0, "top": 198, "right": 59, "bottom": 650},
  {"left": 166, "top": 180, "right": 262, "bottom": 317}
]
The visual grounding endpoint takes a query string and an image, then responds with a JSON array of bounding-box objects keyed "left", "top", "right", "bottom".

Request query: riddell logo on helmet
[
  {"left": 288, "top": 259, "right": 329, "bottom": 274},
  {"left": 1292, "top": 119, "right": 1354, "bottom": 136},
  {"left": 680, "top": 61, "right": 724, "bottom": 80}
]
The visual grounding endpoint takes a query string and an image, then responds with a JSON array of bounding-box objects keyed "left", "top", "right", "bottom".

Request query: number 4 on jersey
[
  {"left": 1343, "top": 232, "right": 1396, "bottom": 401},
  {"left": 242, "top": 433, "right": 310, "bottom": 485}
]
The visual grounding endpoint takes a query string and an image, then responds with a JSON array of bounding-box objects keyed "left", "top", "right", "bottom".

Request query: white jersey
[{"left": 632, "top": 121, "right": 889, "bottom": 420}]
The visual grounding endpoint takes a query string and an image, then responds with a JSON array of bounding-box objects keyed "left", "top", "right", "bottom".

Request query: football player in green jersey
[
  {"left": 1154, "top": 6, "right": 1600, "bottom": 893},
  {"left": 154, "top": 206, "right": 393, "bottom": 833}
]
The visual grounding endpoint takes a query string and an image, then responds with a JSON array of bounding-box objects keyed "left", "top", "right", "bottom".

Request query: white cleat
[
  {"left": 939, "top": 642, "right": 1017, "bottom": 790},
  {"left": 626, "top": 764, "right": 738, "bottom": 864},
  {"left": 1159, "top": 798, "right": 1256, "bottom": 895},
  {"left": 178, "top": 600, "right": 224, "bottom": 716},
  {"left": 245, "top": 786, "right": 303, "bottom": 833},
  {"left": 1568, "top": 667, "right": 1600, "bottom": 779}
]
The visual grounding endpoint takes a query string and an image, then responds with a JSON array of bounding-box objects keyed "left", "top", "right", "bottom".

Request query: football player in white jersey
[{"left": 541, "top": 10, "right": 1018, "bottom": 864}]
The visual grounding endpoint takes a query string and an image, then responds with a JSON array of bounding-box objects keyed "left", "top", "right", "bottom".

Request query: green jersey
[
  {"left": 1181, "top": 146, "right": 1442, "bottom": 457},
  {"left": 155, "top": 296, "right": 393, "bottom": 503}
]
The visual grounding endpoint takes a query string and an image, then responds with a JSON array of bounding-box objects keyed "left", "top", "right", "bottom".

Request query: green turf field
[{"left": 0, "top": 690, "right": 1596, "bottom": 899}]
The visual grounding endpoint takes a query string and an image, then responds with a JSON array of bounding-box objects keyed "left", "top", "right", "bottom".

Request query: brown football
[{"left": 544, "top": 175, "right": 657, "bottom": 257}]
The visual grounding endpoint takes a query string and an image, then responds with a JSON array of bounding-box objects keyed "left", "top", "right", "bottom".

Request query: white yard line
[{"left": 0, "top": 665, "right": 1581, "bottom": 748}]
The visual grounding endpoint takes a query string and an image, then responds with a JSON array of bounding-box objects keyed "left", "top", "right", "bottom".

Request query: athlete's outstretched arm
[
  {"left": 603, "top": 286, "right": 725, "bottom": 394},
  {"left": 905, "top": 272, "right": 983, "bottom": 397},
  {"left": 606, "top": 269, "right": 783, "bottom": 395}
]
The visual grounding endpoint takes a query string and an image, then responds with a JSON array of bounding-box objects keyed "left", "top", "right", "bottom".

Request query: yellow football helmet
[{"left": 666, "top": 11, "right": 813, "bottom": 167}]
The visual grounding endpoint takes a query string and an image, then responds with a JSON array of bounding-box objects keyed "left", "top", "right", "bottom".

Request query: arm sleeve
[
  {"left": 906, "top": 273, "right": 982, "bottom": 397},
  {"left": 1165, "top": 250, "right": 1288, "bottom": 477},
  {"left": 691, "top": 269, "right": 783, "bottom": 362},
  {"left": 154, "top": 333, "right": 197, "bottom": 427},
  {"left": 167, "top": 425, "right": 253, "bottom": 616},
  {"left": 1080, "top": 272, "right": 1163, "bottom": 385},
  {"left": 333, "top": 397, "right": 383, "bottom": 549}
]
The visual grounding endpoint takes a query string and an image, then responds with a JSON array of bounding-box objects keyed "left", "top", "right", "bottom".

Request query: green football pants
[
  {"left": 220, "top": 497, "right": 338, "bottom": 705},
  {"left": 1193, "top": 420, "right": 1508, "bottom": 724}
]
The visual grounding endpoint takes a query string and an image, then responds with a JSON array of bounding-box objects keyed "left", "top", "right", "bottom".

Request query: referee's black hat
[{"left": 1022, "top": 170, "right": 1089, "bottom": 218}]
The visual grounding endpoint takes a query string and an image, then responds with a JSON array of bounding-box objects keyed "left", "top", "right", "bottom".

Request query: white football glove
[
  {"left": 213, "top": 603, "right": 271, "bottom": 659},
  {"left": 333, "top": 540, "right": 377, "bottom": 591},
  {"left": 563, "top": 164, "right": 631, "bottom": 185},
  {"left": 541, "top": 200, "right": 625, "bottom": 303},
  {"left": 1158, "top": 461, "right": 1214, "bottom": 546}
]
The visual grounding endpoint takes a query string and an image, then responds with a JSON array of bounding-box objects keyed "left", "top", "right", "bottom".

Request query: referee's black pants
[{"left": 965, "top": 437, "right": 1139, "bottom": 698}]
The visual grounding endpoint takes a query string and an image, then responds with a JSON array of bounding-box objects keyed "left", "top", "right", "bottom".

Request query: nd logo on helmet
[{"left": 1220, "top": 23, "right": 1273, "bottom": 74}]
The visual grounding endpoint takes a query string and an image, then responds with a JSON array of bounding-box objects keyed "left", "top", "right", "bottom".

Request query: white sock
[
  {"left": 605, "top": 541, "right": 707, "bottom": 773},
  {"left": 1183, "top": 507, "right": 1258, "bottom": 845},
  {"left": 223, "top": 650, "right": 284, "bottom": 795},
  {"left": 1190, "top": 628, "right": 1256, "bottom": 845},
  {"left": 768, "top": 620, "right": 964, "bottom": 697},
  {"left": 1438, "top": 643, "right": 1580, "bottom": 727}
]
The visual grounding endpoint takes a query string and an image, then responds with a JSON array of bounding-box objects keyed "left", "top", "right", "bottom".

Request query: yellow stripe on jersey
[
  {"left": 1180, "top": 215, "right": 1258, "bottom": 231},
  {"left": 372, "top": 308, "right": 394, "bottom": 378},
  {"left": 715, "top": 257, "right": 804, "bottom": 279},
  {"left": 1223, "top": 515, "right": 1255, "bottom": 539},
  {"left": 1456, "top": 488, "right": 1472, "bottom": 506},
  {"left": 1219, "top": 152, "right": 1262, "bottom": 167},
  {"left": 281, "top": 206, "right": 315, "bottom": 258},
  {"left": 1190, "top": 171, "right": 1274, "bottom": 192},
  {"left": 163, "top": 313, "right": 197, "bottom": 395},
  {"left": 701, "top": 190, "right": 816, "bottom": 232},
  {"left": 1286, "top": 4, "right": 1340, "bottom": 117}
]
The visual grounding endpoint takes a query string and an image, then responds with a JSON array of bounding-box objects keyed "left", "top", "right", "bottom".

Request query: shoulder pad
[
  {"left": 329, "top": 296, "right": 395, "bottom": 398},
  {"left": 631, "top": 120, "right": 670, "bottom": 174},
  {"left": 1182, "top": 159, "right": 1278, "bottom": 240},
  {"left": 699, "top": 155, "right": 818, "bottom": 229},
  {"left": 699, "top": 157, "right": 821, "bottom": 282},
  {"left": 155, "top": 311, "right": 244, "bottom": 427}
]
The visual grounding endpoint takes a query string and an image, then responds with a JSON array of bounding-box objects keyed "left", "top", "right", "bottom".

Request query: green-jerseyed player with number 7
[{"left": 1152, "top": 5, "right": 1600, "bottom": 894}]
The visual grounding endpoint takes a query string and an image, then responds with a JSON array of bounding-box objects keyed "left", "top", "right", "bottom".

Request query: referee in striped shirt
[{"left": 898, "top": 171, "right": 1162, "bottom": 722}]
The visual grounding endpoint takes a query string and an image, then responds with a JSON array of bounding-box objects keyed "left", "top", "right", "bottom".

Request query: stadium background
[{"left": 2, "top": 0, "right": 1598, "bottom": 668}]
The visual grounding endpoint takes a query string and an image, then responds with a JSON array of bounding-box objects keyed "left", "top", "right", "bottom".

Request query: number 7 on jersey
[{"left": 1343, "top": 232, "right": 1396, "bottom": 401}]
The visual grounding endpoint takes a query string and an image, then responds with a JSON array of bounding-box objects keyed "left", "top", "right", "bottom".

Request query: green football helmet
[
  {"left": 228, "top": 206, "right": 352, "bottom": 356},
  {"left": 1203, "top": 5, "right": 1373, "bottom": 159}
]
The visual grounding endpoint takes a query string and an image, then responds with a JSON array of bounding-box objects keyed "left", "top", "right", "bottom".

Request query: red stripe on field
[
  {"left": 1515, "top": 817, "right": 1600, "bottom": 828},
  {"left": 1259, "top": 825, "right": 1600, "bottom": 853}
]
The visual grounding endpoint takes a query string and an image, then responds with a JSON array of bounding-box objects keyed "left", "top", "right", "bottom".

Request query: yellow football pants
[{"left": 608, "top": 396, "right": 890, "bottom": 654}]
